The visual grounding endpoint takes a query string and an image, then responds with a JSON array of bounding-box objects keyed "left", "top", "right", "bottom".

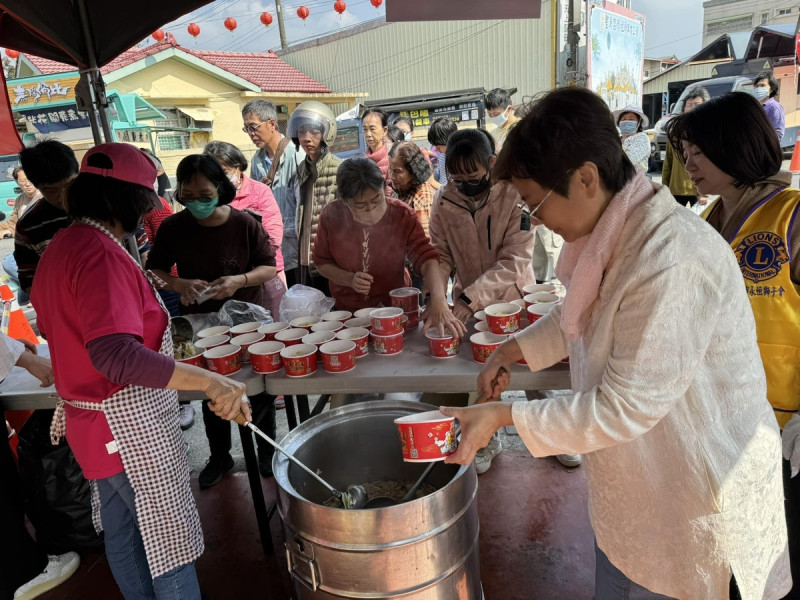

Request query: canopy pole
[{"left": 76, "top": 0, "right": 112, "bottom": 143}]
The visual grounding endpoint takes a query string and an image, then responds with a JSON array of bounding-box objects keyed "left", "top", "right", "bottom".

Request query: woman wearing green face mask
[{"left": 146, "top": 154, "right": 277, "bottom": 314}]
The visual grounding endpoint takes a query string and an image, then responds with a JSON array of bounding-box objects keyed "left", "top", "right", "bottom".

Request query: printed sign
[
  {"left": 8, "top": 76, "right": 80, "bottom": 108},
  {"left": 17, "top": 102, "right": 90, "bottom": 133}
]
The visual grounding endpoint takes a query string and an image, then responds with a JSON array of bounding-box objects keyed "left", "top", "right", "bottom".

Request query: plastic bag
[
  {"left": 17, "top": 410, "right": 104, "bottom": 553},
  {"left": 279, "top": 284, "right": 335, "bottom": 322},
  {"left": 217, "top": 299, "right": 272, "bottom": 327}
]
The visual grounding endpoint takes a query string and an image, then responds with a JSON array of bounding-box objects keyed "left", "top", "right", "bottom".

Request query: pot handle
[{"left": 285, "top": 537, "right": 320, "bottom": 592}]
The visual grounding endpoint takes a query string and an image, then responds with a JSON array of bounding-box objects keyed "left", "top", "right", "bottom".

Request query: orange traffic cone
[
  {"left": 790, "top": 139, "right": 800, "bottom": 172},
  {"left": 0, "top": 284, "right": 38, "bottom": 345}
]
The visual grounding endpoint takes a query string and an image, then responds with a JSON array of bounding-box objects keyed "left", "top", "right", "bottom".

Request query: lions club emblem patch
[{"left": 734, "top": 231, "right": 789, "bottom": 283}]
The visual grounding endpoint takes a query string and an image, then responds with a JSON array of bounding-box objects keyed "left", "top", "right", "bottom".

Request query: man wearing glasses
[{"left": 242, "top": 100, "right": 303, "bottom": 286}]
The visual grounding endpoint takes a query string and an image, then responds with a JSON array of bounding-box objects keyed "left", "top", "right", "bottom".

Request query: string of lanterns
[{"left": 147, "top": 0, "right": 383, "bottom": 42}]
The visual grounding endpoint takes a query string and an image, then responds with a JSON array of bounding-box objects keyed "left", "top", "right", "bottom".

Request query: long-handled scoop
[
  {"left": 234, "top": 411, "right": 367, "bottom": 509},
  {"left": 474, "top": 367, "right": 509, "bottom": 404},
  {"left": 364, "top": 461, "right": 438, "bottom": 509}
]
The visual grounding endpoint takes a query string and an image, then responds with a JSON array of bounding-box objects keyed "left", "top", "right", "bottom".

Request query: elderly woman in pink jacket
[
  {"left": 442, "top": 87, "right": 790, "bottom": 600},
  {"left": 204, "top": 142, "right": 286, "bottom": 318}
]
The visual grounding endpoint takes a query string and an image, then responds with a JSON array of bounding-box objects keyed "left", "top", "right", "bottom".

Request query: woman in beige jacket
[
  {"left": 442, "top": 88, "right": 790, "bottom": 599},
  {"left": 427, "top": 128, "right": 535, "bottom": 323}
]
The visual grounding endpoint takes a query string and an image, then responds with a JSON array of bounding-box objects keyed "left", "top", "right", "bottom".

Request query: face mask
[
  {"left": 186, "top": 197, "right": 219, "bottom": 220},
  {"left": 227, "top": 172, "right": 241, "bottom": 188},
  {"left": 455, "top": 175, "right": 491, "bottom": 197},
  {"left": 752, "top": 87, "right": 770, "bottom": 100},
  {"left": 618, "top": 120, "right": 638, "bottom": 135},
  {"left": 487, "top": 111, "right": 508, "bottom": 128},
  {"left": 404, "top": 132, "right": 412, "bottom": 142}
]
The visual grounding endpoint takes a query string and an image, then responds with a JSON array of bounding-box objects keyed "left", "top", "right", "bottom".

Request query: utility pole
[{"left": 275, "top": 0, "right": 288, "bottom": 50}]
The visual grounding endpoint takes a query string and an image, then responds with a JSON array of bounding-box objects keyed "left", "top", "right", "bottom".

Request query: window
[
  {"left": 152, "top": 107, "right": 189, "bottom": 129},
  {"left": 761, "top": 11, "right": 769, "bottom": 24},
  {"left": 777, "top": 8, "right": 792, "bottom": 16},
  {"left": 705, "top": 14, "right": 754, "bottom": 36}
]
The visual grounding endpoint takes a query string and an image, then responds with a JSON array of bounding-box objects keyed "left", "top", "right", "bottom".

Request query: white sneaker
[
  {"left": 179, "top": 404, "right": 195, "bottom": 430},
  {"left": 556, "top": 454, "right": 582, "bottom": 468},
  {"left": 14, "top": 552, "right": 80, "bottom": 599},
  {"left": 474, "top": 435, "right": 503, "bottom": 475}
]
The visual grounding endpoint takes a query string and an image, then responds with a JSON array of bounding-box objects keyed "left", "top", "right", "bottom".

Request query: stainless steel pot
[{"left": 274, "top": 400, "right": 481, "bottom": 599}]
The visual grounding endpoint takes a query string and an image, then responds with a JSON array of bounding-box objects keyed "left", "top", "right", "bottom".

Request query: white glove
[{"left": 782, "top": 414, "right": 800, "bottom": 477}]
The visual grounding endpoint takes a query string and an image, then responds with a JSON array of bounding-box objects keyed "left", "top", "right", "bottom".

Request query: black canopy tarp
[{"left": 0, "top": 0, "right": 212, "bottom": 143}]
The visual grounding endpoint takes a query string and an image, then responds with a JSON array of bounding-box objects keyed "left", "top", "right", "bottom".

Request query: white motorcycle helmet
[{"left": 287, "top": 101, "right": 337, "bottom": 150}]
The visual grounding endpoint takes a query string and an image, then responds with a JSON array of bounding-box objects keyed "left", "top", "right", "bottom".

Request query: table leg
[
  {"left": 310, "top": 394, "right": 330, "bottom": 418},
  {"left": 237, "top": 420, "right": 274, "bottom": 556},
  {"left": 297, "top": 394, "right": 310, "bottom": 422},
  {"left": 284, "top": 395, "right": 298, "bottom": 430}
]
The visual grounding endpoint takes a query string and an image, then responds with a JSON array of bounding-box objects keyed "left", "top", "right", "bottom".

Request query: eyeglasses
[
  {"left": 529, "top": 188, "right": 554, "bottom": 224},
  {"left": 242, "top": 122, "right": 266, "bottom": 134}
]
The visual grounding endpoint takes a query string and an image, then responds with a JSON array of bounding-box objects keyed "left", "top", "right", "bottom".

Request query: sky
[{"left": 155, "top": 0, "right": 703, "bottom": 59}]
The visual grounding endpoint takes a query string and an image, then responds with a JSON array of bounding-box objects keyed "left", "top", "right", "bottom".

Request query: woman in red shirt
[
  {"left": 312, "top": 157, "right": 464, "bottom": 338},
  {"left": 31, "top": 144, "right": 250, "bottom": 600}
]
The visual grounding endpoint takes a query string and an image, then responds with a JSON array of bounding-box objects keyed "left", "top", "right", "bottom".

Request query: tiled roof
[{"left": 22, "top": 33, "right": 331, "bottom": 94}]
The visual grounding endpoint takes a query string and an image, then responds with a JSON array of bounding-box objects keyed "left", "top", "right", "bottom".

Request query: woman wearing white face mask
[
  {"left": 613, "top": 106, "right": 651, "bottom": 172},
  {"left": 203, "top": 141, "right": 286, "bottom": 319},
  {"left": 312, "top": 157, "right": 465, "bottom": 338},
  {"left": 753, "top": 71, "right": 785, "bottom": 142}
]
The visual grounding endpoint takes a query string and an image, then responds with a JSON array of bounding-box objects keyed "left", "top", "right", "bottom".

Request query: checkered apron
[{"left": 50, "top": 218, "right": 204, "bottom": 579}]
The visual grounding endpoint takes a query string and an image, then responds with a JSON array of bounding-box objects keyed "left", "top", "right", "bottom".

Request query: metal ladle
[
  {"left": 234, "top": 412, "right": 368, "bottom": 509},
  {"left": 363, "top": 461, "right": 438, "bottom": 509}
]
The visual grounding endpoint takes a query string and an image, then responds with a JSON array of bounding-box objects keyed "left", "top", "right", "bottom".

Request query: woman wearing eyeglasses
[
  {"left": 427, "top": 128, "right": 535, "bottom": 325},
  {"left": 440, "top": 88, "right": 790, "bottom": 599}
]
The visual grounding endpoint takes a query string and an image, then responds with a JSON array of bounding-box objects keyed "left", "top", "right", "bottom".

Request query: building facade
[{"left": 703, "top": 0, "right": 797, "bottom": 45}]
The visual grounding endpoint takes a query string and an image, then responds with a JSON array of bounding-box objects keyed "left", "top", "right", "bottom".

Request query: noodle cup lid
[
  {"left": 395, "top": 410, "right": 454, "bottom": 425},
  {"left": 354, "top": 307, "right": 379, "bottom": 318},
  {"left": 322, "top": 310, "right": 352, "bottom": 321},
  {"left": 474, "top": 310, "right": 486, "bottom": 321},
  {"left": 230, "top": 332, "right": 264, "bottom": 345},
  {"left": 425, "top": 329, "right": 455, "bottom": 340},
  {"left": 370, "top": 307, "right": 404, "bottom": 319},
  {"left": 470, "top": 332, "right": 508, "bottom": 345},
  {"left": 197, "top": 325, "right": 230, "bottom": 338},
  {"left": 320, "top": 340, "right": 356, "bottom": 355},
  {"left": 249, "top": 341, "right": 284, "bottom": 355},
  {"left": 259, "top": 321, "right": 290, "bottom": 334},
  {"left": 230, "top": 321, "right": 261, "bottom": 335},
  {"left": 279, "top": 343, "right": 317, "bottom": 359},
  {"left": 203, "top": 344, "right": 241, "bottom": 359},
  {"left": 390, "top": 287, "right": 420, "bottom": 297},
  {"left": 337, "top": 327, "right": 369, "bottom": 340},
  {"left": 275, "top": 328, "right": 307, "bottom": 341},
  {"left": 302, "top": 331, "right": 336, "bottom": 346},
  {"left": 290, "top": 316, "right": 322, "bottom": 328},
  {"left": 485, "top": 303, "right": 521, "bottom": 317},
  {"left": 195, "top": 334, "right": 230, "bottom": 349}
]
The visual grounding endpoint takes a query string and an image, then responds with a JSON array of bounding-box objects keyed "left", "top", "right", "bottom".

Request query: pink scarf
[{"left": 555, "top": 172, "right": 655, "bottom": 340}]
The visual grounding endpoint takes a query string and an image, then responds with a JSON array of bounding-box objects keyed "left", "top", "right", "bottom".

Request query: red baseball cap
[{"left": 80, "top": 143, "right": 156, "bottom": 189}]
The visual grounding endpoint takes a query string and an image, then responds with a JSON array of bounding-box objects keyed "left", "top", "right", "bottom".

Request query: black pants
[
  {"left": 674, "top": 194, "right": 697, "bottom": 207},
  {"left": 285, "top": 267, "right": 300, "bottom": 290},
  {"left": 0, "top": 412, "right": 48, "bottom": 600},
  {"left": 299, "top": 265, "right": 330, "bottom": 297},
  {"left": 201, "top": 393, "right": 276, "bottom": 460},
  {"left": 730, "top": 458, "right": 800, "bottom": 600}
]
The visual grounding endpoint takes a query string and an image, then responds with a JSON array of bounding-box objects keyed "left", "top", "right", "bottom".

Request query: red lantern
[
  {"left": 334, "top": 0, "right": 346, "bottom": 16},
  {"left": 297, "top": 5, "right": 310, "bottom": 21},
  {"left": 187, "top": 23, "right": 200, "bottom": 39},
  {"left": 224, "top": 17, "right": 237, "bottom": 32},
  {"left": 260, "top": 12, "right": 273, "bottom": 27},
  {"left": 5, "top": 49, "right": 19, "bottom": 59},
  {"left": 152, "top": 29, "right": 165, "bottom": 43},
  {"left": 370, "top": 0, "right": 382, "bottom": 8}
]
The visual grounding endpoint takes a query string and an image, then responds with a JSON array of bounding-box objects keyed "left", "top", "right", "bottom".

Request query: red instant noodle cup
[
  {"left": 522, "top": 283, "right": 556, "bottom": 296},
  {"left": 197, "top": 325, "right": 230, "bottom": 339},
  {"left": 425, "top": 329, "right": 461, "bottom": 358},
  {"left": 371, "top": 331, "right": 404, "bottom": 356},
  {"left": 249, "top": 341, "right": 285, "bottom": 374},
  {"left": 203, "top": 344, "right": 242, "bottom": 376},
  {"left": 390, "top": 287, "right": 420, "bottom": 313},
  {"left": 354, "top": 307, "right": 378, "bottom": 319},
  {"left": 230, "top": 321, "right": 261, "bottom": 336},
  {"left": 470, "top": 331, "right": 507, "bottom": 364},
  {"left": 302, "top": 330, "right": 336, "bottom": 351},
  {"left": 176, "top": 352, "right": 206, "bottom": 369},
  {"left": 280, "top": 344, "right": 317, "bottom": 378},
  {"left": 527, "top": 303, "right": 554, "bottom": 323},
  {"left": 275, "top": 328, "right": 307, "bottom": 347},
  {"left": 474, "top": 310, "right": 486, "bottom": 321},
  {"left": 404, "top": 310, "right": 419, "bottom": 331},
  {"left": 527, "top": 292, "right": 560, "bottom": 305},
  {"left": 474, "top": 321, "right": 489, "bottom": 333},
  {"left": 230, "top": 332, "right": 265, "bottom": 363},
  {"left": 290, "top": 316, "right": 321, "bottom": 331},
  {"left": 311, "top": 320, "right": 343, "bottom": 334},
  {"left": 370, "top": 307, "right": 404, "bottom": 335},
  {"left": 344, "top": 317, "right": 372, "bottom": 330},
  {"left": 195, "top": 334, "right": 230, "bottom": 353},
  {"left": 394, "top": 410, "right": 458, "bottom": 462},
  {"left": 320, "top": 340, "right": 356, "bottom": 374},
  {"left": 485, "top": 303, "right": 521, "bottom": 335},
  {"left": 258, "top": 321, "right": 290, "bottom": 341},
  {"left": 336, "top": 327, "right": 369, "bottom": 358},
  {"left": 322, "top": 310, "right": 352, "bottom": 322}
]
